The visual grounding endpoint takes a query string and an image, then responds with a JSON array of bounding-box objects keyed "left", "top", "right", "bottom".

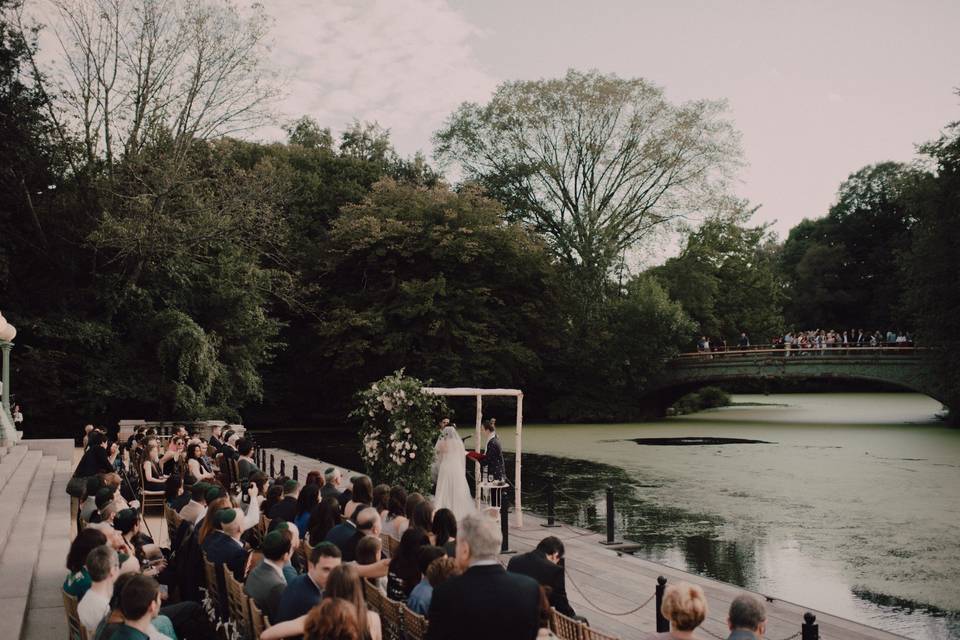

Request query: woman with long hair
[
  {"left": 411, "top": 499, "right": 434, "bottom": 533},
  {"left": 294, "top": 483, "right": 321, "bottom": 533},
  {"left": 141, "top": 444, "right": 167, "bottom": 491},
  {"left": 386, "top": 526, "right": 430, "bottom": 602},
  {"left": 186, "top": 443, "right": 214, "bottom": 483},
  {"left": 431, "top": 507, "right": 457, "bottom": 556},
  {"left": 381, "top": 486, "right": 408, "bottom": 539},
  {"left": 159, "top": 437, "right": 184, "bottom": 475},
  {"left": 372, "top": 484, "right": 390, "bottom": 517},
  {"left": 307, "top": 496, "right": 342, "bottom": 545},
  {"left": 344, "top": 476, "right": 373, "bottom": 520}
]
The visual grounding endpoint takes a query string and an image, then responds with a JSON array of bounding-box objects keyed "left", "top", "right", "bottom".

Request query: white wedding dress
[{"left": 433, "top": 426, "right": 477, "bottom": 522}]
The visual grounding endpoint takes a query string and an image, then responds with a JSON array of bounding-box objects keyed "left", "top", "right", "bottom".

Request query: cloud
[{"left": 263, "top": 0, "right": 497, "bottom": 157}]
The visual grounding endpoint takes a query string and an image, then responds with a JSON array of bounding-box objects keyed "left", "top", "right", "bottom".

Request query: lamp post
[{"left": 0, "top": 312, "right": 17, "bottom": 418}]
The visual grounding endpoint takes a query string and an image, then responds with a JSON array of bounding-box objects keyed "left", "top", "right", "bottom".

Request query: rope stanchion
[{"left": 564, "top": 569, "right": 657, "bottom": 617}]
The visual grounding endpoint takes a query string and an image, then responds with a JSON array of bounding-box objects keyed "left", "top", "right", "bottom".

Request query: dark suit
[
  {"left": 268, "top": 496, "right": 298, "bottom": 523},
  {"left": 507, "top": 550, "right": 576, "bottom": 617},
  {"left": 203, "top": 531, "right": 248, "bottom": 581},
  {"left": 244, "top": 559, "right": 287, "bottom": 621},
  {"left": 426, "top": 563, "right": 540, "bottom": 640},
  {"left": 202, "top": 531, "right": 248, "bottom": 614},
  {"left": 324, "top": 521, "right": 363, "bottom": 562},
  {"left": 320, "top": 483, "right": 342, "bottom": 500},
  {"left": 484, "top": 435, "right": 505, "bottom": 481},
  {"left": 275, "top": 573, "right": 322, "bottom": 623}
]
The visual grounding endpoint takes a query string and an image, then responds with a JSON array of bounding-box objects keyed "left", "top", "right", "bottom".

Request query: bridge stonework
[{"left": 646, "top": 352, "right": 944, "bottom": 412}]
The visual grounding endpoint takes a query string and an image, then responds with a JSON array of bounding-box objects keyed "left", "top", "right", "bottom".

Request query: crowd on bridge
[
  {"left": 696, "top": 328, "right": 914, "bottom": 355},
  {"left": 63, "top": 422, "right": 781, "bottom": 640}
]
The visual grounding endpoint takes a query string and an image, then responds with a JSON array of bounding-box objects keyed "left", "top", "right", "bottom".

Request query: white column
[
  {"left": 515, "top": 393, "right": 523, "bottom": 527},
  {"left": 475, "top": 394, "right": 482, "bottom": 508}
]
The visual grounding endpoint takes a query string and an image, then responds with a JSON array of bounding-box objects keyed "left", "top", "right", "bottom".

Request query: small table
[{"left": 477, "top": 480, "right": 509, "bottom": 508}]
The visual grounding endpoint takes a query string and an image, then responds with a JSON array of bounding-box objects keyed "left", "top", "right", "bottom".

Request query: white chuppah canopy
[{"left": 421, "top": 387, "right": 524, "bottom": 526}]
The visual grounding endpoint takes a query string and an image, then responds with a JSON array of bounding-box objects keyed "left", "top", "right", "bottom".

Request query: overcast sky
[{"left": 259, "top": 1, "right": 958, "bottom": 237}]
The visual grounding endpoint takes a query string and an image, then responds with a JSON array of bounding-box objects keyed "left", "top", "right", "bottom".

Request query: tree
[
  {"left": 779, "top": 163, "right": 922, "bottom": 329},
  {"left": 650, "top": 207, "right": 784, "bottom": 345},
  {"left": 307, "top": 180, "right": 563, "bottom": 421},
  {"left": 434, "top": 69, "right": 742, "bottom": 293},
  {"left": 31, "top": 0, "right": 277, "bottom": 168},
  {"left": 902, "top": 112, "right": 960, "bottom": 421}
]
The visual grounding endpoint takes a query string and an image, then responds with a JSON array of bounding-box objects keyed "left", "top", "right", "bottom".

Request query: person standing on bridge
[{"left": 738, "top": 332, "right": 750, "bottom": 348}]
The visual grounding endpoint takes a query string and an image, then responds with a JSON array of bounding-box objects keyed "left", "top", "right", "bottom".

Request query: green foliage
[
  {"left": 434, "top": 69, "right": 742, "bottom": 296},
  {"left": 650, "top": 208, "right": 784, "bottom": 345},
  {"left": 670, "top": 386, "right": 731, "bottom": 415},
  {"left": 545, "top": 274, "right": 695, "bottom": 421},
  {"left": 351, "top": 370, "right": 449, "bottom": 492},
  {"left": 778, "top": 163, "right": 923, "bottom": 329},
  {"left": 901, "top": 117, "right": 960, "bottom": 421},
  {"left": 307, "top": 180, "right": 562, "bottom": 420}
]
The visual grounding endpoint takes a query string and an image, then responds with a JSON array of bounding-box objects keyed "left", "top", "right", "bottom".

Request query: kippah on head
[
  {"left": 283, "top": 479, "right": 299, "bottom": 493},
  {"left": 115, "top": 508, "right": 139, "bottom": 534},
  {"left": 268, "top": 518, "right": 289, "bottom": 533},
  {"left": 95, "top": 487, "right": 115, "bottom": 508},
  {"left": 206, "top": 486, "right": 222, "bottom": 503},
  {"left": 261, "top": 530, "right": 291, "bottom": 560},
  {"left": 217, "top": 508, "right": 238, "bottom": 527}
]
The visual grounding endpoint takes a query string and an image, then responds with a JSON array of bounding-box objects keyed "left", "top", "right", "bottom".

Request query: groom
[{"left": 467, "top": 419, "right": 506, "bottom": 504}]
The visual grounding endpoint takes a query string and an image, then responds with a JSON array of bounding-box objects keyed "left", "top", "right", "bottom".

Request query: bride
[{"left": 433, "top": 426, "right": 476, "bottom": 522}]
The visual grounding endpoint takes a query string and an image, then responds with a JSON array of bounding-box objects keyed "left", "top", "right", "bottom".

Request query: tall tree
[
  {"left": 650, "top": 206, "right": 784, "bottom": 345},
  {"left": 902, "top": 111, "right": 960, "bottom": 421},
  {"left": 779, "top": 162, "right": 922, "bottom": 329},
  {"left": 434, "top": 69, "right": 743, "bottom": 293}
]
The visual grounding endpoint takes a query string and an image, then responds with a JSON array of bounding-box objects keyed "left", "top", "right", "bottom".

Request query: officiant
[{"left": 467, "top": 419, "right": 506, "bottom": 506}]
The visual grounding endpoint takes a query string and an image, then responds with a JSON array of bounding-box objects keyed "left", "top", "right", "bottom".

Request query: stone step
[
  {"left": 0, "top": 446, "right": 30, "bottom": 494},
  {"left": 22, "top": 460, "right": 72, "bottom": 640},
  {"left": 0, "top": 451, "right": 51, "bottom": 640}
]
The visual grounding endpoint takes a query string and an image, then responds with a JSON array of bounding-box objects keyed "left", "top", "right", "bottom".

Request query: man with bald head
[
  {"left": 726, "top": 594, "right": 767, "bottom": 639},
  {"left": 326, "top": 505, "right": 378, "bottom": 562}
]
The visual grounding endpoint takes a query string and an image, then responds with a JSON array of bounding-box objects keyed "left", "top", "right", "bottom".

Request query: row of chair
[
  {"left": 203, "top": 552, "right": 270, "bottom": 639},
  {"left": 363, "top": 580, "right": 428, "bottom": 640}
]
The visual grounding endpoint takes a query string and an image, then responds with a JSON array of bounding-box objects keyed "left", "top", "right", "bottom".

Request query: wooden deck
[{"left": 262, "top": 447, "right": 906, "bottom": 640}]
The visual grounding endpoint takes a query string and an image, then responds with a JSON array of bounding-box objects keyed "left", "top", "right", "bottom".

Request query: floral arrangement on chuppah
[{"left": 352, "top": 370, "right": 449, "bottom": 493}]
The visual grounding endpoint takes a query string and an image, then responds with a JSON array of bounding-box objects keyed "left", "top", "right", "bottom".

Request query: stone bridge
[{"left": 645, "top": 348, "right": 944, "bottom": 412}]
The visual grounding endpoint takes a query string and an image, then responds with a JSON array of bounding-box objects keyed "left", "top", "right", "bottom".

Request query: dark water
[{"left": 251, "top": 393, "right": 960, "bottom": 640}]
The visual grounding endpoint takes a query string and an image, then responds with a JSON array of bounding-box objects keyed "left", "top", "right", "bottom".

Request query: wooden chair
[
  {"left": 62, "top": 589, "right": 89, "bottom": 640},
  {"left": 364, "top": 580, "right": 383, "bottom": 613},
  {"left": 550, "top": 608, "right": 585, "bottom": 640},
  {"left": 258, "top": 513, "right": 270, "bottom": 538},
  {"left": 401, "top": 604, "right": 428, "bottom": 640},
  {"left": 249, "top": 597, "right": 270, "bottom": 638},
  {"left": 224, "top": 570, "right": 251, "bottom": 639},
  {"left": 379, "top": 596, "right": 403, "bottom": 640},
  {"left": 203, "top": 555, "right": 222, "bottom": 619},
  {"left": 164, "top": 504, "right": 183, "bottom": 544},
  {"left": 132, "top": 459, "right": 166, "bottom": 514},
  {"left": 581, "top": 624, "right": 619, "bottom": 640},
  {"left": 381, "top": 533, "right": 400, "bottom": 559}
]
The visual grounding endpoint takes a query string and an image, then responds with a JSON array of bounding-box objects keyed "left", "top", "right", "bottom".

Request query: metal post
[
  {"left": 0, "top": 342, "right": 11, "bottom": 418},
  {"left": 270, "top": 454, "right": 275, "bottom": 478},
  {"left": 802, "top": 612, "right": 819, "bottom": 640},
  {"left": 499, "top": 489, "right": 516, "bottom": 555},
  {"left": 655, "top": 576, "right": 669, "bottom": 632},
  {"left": 599, "top": 486, "right": 622, "bottom": 545},
  {"left": 293, "top": 465, "right": 299, "bottom": 482},
  {"left": 541, "top": 480, "right": 560, "bottom": 528},
  {"left": 280, "top": 459, "right": 286, "bottom": 478}
]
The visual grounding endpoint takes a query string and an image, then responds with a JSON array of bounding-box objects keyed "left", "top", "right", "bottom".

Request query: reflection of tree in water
[
  {"left": 852, "top": 588, "right": 960, "bottom": 636},
  {"left": 509, "top": 452, "right": 761, "bottom": 589}
]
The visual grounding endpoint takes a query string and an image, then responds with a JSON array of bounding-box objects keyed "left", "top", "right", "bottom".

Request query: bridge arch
[{"left": 644, "top": 349, "right": 945, "bottom": 414}]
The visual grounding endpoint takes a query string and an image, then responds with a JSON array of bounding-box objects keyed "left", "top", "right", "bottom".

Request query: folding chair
[{"left": 402, "top": 604, "right": 429, "bottom": 640}]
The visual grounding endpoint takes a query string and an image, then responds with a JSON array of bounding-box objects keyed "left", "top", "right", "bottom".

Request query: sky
[{"left": 261, "top": 0, "right": 960, "bottom": 240}]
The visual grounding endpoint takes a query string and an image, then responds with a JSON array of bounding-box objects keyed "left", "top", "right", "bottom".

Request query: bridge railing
[{"left": 675, "top": 345, "right": 924, "bottom": 361}]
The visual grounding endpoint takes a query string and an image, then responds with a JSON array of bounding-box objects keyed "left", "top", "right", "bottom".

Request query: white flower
[
  {"left": 410, "top": 452, "right": 416, "bottom": 459},
  {"left": 413, "top": 445, "right": 418, "bottom": 450},
  {"left": 383, "top": 397, "right": 394, "bottom": 411},
  {"left": 404, "top": 428, "right": 410, "bottom": 434}
]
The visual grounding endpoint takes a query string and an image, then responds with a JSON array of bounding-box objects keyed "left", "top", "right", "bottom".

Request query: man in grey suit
[
  {"left": 725, "top": 595, "right": 766, "bottom": 640},
  {"left": 244, "top": 530, "right": 291, "bottom": 620}
]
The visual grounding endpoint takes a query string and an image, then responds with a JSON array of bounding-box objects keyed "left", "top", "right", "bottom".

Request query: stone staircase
[{"left": 0, "top": 444, "right": 73, "bottom": 640}]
